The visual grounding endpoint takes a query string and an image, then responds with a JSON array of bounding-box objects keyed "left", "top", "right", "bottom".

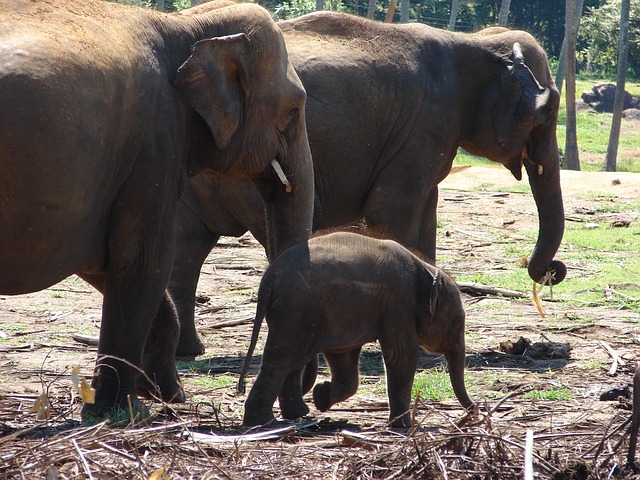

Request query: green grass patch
[
  {"left": 192, "top": 374, "right": 236, "bottom": 390},
  {"left": 552, "top": 221, "right": 640, "bottom": 310},
  {"left": 454, "top": 149, "right": 493, "bottom": 167},
  {"left": 558, "top": 78, "right": 640, "bottom": 173},
  {"left": 524, "top": 388, "right": 573, "bottom": 401},
  {"left": 412, "top": 367, "right": 455, "bottom": 402}
]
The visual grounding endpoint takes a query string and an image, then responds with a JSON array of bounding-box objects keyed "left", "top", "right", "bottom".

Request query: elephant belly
[{"left": 0, "top": 209, "right": 106, "bottom": 294}]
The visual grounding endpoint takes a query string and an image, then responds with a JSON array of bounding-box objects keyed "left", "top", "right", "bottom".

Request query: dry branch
[{"left": 457, "top": 282, "right": 526, "bottom": 299}]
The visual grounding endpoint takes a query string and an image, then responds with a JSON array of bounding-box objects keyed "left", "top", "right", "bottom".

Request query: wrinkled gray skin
[
  {"left": 0, "top": 0, "right": 314, "bottom": 420},
  {"left": 238, "top": 232, "right": 472, "bottom": 428},
  {"left": 172, "top": 11, "right": 566, "bottom": 357}
]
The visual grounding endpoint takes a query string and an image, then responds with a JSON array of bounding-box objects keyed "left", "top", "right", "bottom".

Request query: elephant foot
[
  {"left": 279, "top": 397, "right": 309, "bottom": 420},
  {"left": 136, "top": 365, "right": 185, "bottom": 404},
  {"left": 243, "top": 409, "right": 277, "bottom": 427},
  {"left": 388, "top": 412, "right": 411, "bottom": 429},
  {"left": 312, "top": 381, "right": 333, "bottom": 412},
  {"left": 176, "top": 333, "right": 206, "bottom": 357}
]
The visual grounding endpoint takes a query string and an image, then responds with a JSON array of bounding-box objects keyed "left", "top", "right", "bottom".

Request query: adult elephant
[
  {"left": 0, "top": 0, "right": 314, "bottom": 420},
  {"left": 173, "top": 11, "right": 567, "bottom": 356}
]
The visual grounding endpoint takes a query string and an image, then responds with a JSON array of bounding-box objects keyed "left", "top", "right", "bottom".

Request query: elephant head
[
  {"left": 173, "top": 13, "right": 314, "bottom": 260},
  {"left": 461, "top": 37, "right": 566, "bottom": 286}
]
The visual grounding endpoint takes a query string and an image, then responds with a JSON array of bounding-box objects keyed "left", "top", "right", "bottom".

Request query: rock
[{"left": 623, "top": 108, "right": 640, "bottom": 120}]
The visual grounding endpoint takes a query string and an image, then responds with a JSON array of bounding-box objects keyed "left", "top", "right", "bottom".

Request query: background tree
[
  {"left": 368, "top": 0, "right": 375, "bottom": 18},
  {"left": 555, "top": 0, "right": 585, "bottom": 95},
  {"left": 564, "top": 0, "right": 581, "bottom": 171},
  {"left": 580, "top": 0, "right": 640, "bottom": 77},
  {"left": 449, "top": 0, "right": 461, "bottom": 30},
  {"left": 498, "top": 0, "right": 510, "bottom": 26},
  {"left": 604, "top": 0, "right": 631, "bottom": 172}
]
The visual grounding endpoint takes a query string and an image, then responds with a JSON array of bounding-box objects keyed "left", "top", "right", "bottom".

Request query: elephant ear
[
  {"left": 494, "top": 43, "right": 551, "bottom": 178},
  {"left": 174, "top": 33, "right": 250, "bottom": 150}
]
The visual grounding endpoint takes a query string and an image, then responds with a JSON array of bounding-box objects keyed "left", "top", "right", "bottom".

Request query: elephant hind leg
[
  {"left": 279, "top": 368, "right": 310, "bottom": 420},
  {"left": 243, "top": 347, "right": 308, "bottom": 426},
  {"left": 313, "top": 347, "right": 361, "bottom": 412}
]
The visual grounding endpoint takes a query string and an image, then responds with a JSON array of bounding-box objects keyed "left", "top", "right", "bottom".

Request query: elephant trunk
[
  {"left": 445, "top": 349, "right": 473, "bottom": 409},
  {"left": 524, "top": 124, "right": 567, "bottom": 286}
]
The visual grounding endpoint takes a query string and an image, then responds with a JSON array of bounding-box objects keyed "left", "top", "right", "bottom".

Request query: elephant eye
[{"left": 282, "top": 106, "right": 300, "bottom": 133}]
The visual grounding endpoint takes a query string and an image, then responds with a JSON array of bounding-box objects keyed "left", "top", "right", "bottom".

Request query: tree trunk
[
  {"left": 316, "top": 0, "right": 324, "bottom": 11},
  {"left": 354, "top": 0, "right": 359, "bottom": 16},
  {"left": 555, "top": 0, "right": 585, "bottom": 95},
  {"left": 385, "top": 0, "right": 397, "bottom": 22},
  {"left": 498, "top": 0, "right": 511, "bottom": 27},
  {"left": 448, "top": 0, "right": 460, "bottom": 31},
  {"left": 564, "top": 0, "right": 581, "bottom": 171},
  {"left": 604, "top": 0, "right": 631, "bottom": 172},
  {"left": 156, "top": 0, "right": 165, "bottom": 12},
  {"left": 400, "top": 0, "right": 409, "bottom": 23},
  {"left": 367, "top": 0, "right": 375, "bottom": 19}
]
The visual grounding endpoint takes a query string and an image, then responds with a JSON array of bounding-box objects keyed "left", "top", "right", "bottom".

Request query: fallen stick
[
  {"left": 524, "top": 430, "right": 534, "bottom": 480},
  {"left": 628, "top": 364, "right": 640, "bottom": 466},
  {"left": 600, "top": 340, "right": 626, "bottom": 375},
  {"left": 457, "top": 282, "right": 526, "bottom": 299}
]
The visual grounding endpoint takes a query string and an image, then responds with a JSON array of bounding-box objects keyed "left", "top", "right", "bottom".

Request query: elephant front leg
[
  {"left": 82, "top": 271, "right": 171, "bottom": 422},
  {"left": 137, "top": 293, "right": 186, "bottom": 404},
  {"left": 365, "top": 182, "right": 440, "bottom": 262},
  {"left": 383, "top": 350, "right": 419, "bottom": 428},
  {"left": 312, "top": 348, "right": 361, "bottom": 412},
  {"left": 172, "top": 202, "right": 221, "bottom": 357}
]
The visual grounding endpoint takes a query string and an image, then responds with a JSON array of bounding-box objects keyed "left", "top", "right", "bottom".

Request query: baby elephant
[{"left": 238, "top": 232, "right": 472, "bottom": 428}]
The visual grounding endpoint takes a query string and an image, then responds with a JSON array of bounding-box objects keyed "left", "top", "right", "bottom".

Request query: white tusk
[
  {"left": 271, "top": 159, "right": 292, "bottom": 193},
  {"left": 537, "top": 164, "right": 544, "bottom": 175}
]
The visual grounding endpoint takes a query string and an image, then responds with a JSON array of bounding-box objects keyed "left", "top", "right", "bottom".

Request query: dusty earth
[{"left": 0, "top": 165, "right": 639, "bottom": 479}]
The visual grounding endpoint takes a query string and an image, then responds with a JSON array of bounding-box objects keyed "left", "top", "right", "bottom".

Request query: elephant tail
[{"left": 237, "top": 282, "right": 271, "bottom": 394}]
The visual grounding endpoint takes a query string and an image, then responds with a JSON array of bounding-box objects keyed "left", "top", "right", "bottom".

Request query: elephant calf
[{"left": 238, "top": 232, "right": 473, "bottom": 428}]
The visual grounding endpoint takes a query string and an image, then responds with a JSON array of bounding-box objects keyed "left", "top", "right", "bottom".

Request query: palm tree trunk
[
  {"left": 604, "top": 0, "right": 631, "bottom": 172},
  {"left": 564, "top": 0, "right": 581, "bottom": 170},
  {"left": 448, "top": 0, "right": 460, "bottom": 31},
  {"left": 367, "top": 0, "right": 376, "bottom": 19},
  {"left": 555, "top": 0, "right": 585, "bottom": 95},
  {"left": 498, "top": 0, "right": 511, "bottom": 27},
  {"left": 385, "top": 0, "right": 397, "bottom": 22},
  {"left": 400, "top": 0, "right": 409, "bottom": 23}
]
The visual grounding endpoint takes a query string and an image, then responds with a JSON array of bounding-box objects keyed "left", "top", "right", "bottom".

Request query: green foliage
[
  {"left": 579, "top": 0, "right": 640, "bottom": 77},
  {"left": 412, "top": 367, "right": 455, "bottom": 402},
  {"left": 106, "top": 0, "right": 191, "bottom": 11},
  {"left": 524, "top": 388, "right": 573, "bottom": 401},
  {"left": 274, "top": 0, "right": 347, "bottom": 20}
]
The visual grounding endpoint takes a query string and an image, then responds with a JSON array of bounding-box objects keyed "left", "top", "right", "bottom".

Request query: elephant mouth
[{"left": 508, "top": 147, "right": 525, "bottom": 181}]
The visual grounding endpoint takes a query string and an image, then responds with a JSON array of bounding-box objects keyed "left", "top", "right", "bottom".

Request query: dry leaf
[
  {"left": 148, "top": 468, "right": 169, "bottom": 480},
  {"left": 30, "top": 393, "right": 51, "bottom": 420},
  {"left": 71, "top": 366, "right": 96, "bottom": 404}
]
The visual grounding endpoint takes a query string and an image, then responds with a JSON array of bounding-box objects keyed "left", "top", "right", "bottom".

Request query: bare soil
[{"left": 1, "top": 166, "right": 639, "bottom": 479}]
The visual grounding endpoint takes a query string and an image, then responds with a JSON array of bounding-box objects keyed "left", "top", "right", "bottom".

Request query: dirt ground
[{"left": 1, "top": 165, "right": 639, "bottom": 479}]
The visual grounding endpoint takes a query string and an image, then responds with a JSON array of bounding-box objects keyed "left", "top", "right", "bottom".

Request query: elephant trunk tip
[{"left": 528, "top": 259, "right": 567, "bottom": 286}]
